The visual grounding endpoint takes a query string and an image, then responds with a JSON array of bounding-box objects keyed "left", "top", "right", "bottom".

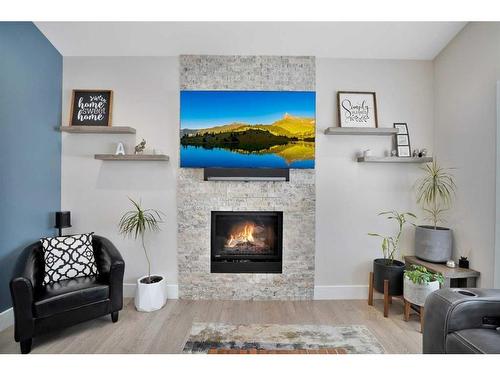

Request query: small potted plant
[
  {"left": 119, "top": 198, "right": 165, "bottom": 312},
  {"left": 404, "top": 265, "right": 444, "bottom": 307},
  {"left": 414, "top": 161, "right": 456, "bottom": 262},
  {"left": 368, "top": 210, "right": 416, "bottom": 296}
]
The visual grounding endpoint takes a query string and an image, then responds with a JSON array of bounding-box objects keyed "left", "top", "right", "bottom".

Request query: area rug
[{"left": 182, "top": 323, "right": 385, "bottom": 354}]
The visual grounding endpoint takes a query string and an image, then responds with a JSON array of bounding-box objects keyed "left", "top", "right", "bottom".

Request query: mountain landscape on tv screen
[{"left": 180, "top": 91, "right": 316, "bottom": 169}]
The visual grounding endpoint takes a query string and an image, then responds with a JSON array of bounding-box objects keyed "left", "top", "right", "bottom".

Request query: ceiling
[{"left": 35, "top": 22, "right": 466, "bottom": 60}]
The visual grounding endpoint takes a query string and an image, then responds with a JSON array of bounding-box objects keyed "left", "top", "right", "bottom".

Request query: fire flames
[
  {"left": 226, "top": 223, "right": 256, "bottom": 248},
  {"left": 223, "top": 221, "right": 270, "bottom": 253}
]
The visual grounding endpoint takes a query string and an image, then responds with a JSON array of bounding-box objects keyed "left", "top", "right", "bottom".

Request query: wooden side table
[{"left": 404, "top": 256, "right": 480, "bottom": 288}]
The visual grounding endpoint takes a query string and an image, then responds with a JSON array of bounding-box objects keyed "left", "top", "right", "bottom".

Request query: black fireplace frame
[{"left": 210, "top": 211, "right": 283, "bottom": 274}]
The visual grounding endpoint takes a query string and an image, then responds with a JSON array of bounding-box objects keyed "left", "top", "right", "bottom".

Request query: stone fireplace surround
[{"left": 177, "top": 55, "right": 316, "bottom": 300}]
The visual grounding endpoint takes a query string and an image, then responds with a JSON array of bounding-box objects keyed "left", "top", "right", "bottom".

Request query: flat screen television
[{"left": 180, "top": 90, "right": 315, "bottom": 169}]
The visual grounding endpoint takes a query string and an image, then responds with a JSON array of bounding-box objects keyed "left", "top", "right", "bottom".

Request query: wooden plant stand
[
  {"left": 404, "top": 299, "right": 424, "bottom": 332},
  {"left": 368, "top": 272, "right": 403, "bottom": 318}
]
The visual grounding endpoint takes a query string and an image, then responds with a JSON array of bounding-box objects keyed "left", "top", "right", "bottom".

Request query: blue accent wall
[{"left": 0, "top": 22, "right": 62, "bottom": 312}]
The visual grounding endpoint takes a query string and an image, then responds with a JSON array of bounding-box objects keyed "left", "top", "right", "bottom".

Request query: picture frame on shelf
[
  {"left": 397, "top": 146, "right": 411, "bottom": 157},
  {"left": 394, "top": 123, "right": 408, "bottom": 135},
  {"left": 394, "top": 123, "right": 411, "bottom": 157},
  {"left": 69, "top": 89, "right": 113, "bottom": 127},
  {"left": 397, "top": 134, "right": 409, "bottom": 146},
  {"left": 337, "top": 91, "right": 378, "bottom": 128}
]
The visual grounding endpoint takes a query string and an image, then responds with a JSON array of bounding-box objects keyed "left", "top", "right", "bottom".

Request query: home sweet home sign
[{"left": 70, "top": 89, "right": 113, "bottom": 126}]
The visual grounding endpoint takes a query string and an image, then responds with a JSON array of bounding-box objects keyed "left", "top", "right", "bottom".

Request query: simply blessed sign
[
  {"left": 70, "top": 89, "right": 113, "bottom": 126},
  {"left": 337, "top": 91, "right": 378, "bottom": 128}
]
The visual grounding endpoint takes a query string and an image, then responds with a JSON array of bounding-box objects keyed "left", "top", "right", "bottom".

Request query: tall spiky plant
[
  {"left": 415, "top": 161, "right": 456, "bottom": 229},
  {"left": 368, "top": 210, "right": 416, "bottom": 264},
  {"left": 119, "top": 198, "right": 164, "bottom": 283}
]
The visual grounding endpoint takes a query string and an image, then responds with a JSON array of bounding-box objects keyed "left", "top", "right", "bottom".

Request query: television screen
[{"left": 180, "top": 90, "right": 315, "bottom": 169}]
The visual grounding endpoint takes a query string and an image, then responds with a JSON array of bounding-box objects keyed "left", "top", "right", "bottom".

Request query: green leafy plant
[
  {"left": 119, "top": 198, "right": 164, "bottom": 283},
  {"left": 404, "top": 265, "right": 444, "bottom": 285},
  {"left": 415, "top": 160, "right": 456, "bottom": 229},
  {"left": 368, "top": 210, "right": 416, "bottom": 264}
]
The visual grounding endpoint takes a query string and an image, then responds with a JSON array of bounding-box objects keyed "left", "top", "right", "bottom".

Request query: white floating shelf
[
  {"left": 324, "top": 127, "right": 398, "bottom": 136},
  {"left": 357, "top": 156, "right": 433, "bottom": 164},
  {"left": 94, "top": 154, "right": 169, "bottom": 161},
  {"left": 60, "top": 126, "right": 136, "bottom": 134}
]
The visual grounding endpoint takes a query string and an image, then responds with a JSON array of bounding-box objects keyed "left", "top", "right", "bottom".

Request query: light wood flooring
[{"left": 0, "top": 298, "right": 422, "bottom": 354}]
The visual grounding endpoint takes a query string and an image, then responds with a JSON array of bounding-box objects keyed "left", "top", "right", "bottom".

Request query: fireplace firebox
[{"left": 211, "top": 211, "right": 283, "bottom": 273}]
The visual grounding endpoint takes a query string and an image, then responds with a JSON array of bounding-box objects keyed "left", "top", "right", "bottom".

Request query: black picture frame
[
  {"left": 69, "top": 89, "right": 113, "bottom": 126},
  {"left": 394, "top": 123, "right": 411, "bottom": 157},
  {"left": 394, "top": 123, "right": 408, "bottom": 135},
  {"left": 397, "top": 146, "right": 411, "bottom": 157}
]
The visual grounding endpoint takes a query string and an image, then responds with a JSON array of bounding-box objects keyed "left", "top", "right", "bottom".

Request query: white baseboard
[
  {"left": 314, "top": 285, "right": 383, "bottom": 300},
  {"left": 0, "top": 308, "right": 14, "bottom": 332},
  {"left": 123, "top": 283, "right": 179, "bottom": 299}
]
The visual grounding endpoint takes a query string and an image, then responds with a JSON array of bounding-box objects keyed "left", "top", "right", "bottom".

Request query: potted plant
[
  {"left": 119, "top": 198, "right": 165, "bottom": 312},
  {"left": 414, "top": 161, "right": 457, "bottom": 263},
  {"left": 368, "top": 210, "right": 416, "bottom": 296},
  {"left": 404, "top": 265, "right": 444, "bottom": 307}
]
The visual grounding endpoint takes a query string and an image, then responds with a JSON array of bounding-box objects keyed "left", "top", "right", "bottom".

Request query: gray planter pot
[{"left": 415, "top": 225, "right": 452, "bottom": 263}]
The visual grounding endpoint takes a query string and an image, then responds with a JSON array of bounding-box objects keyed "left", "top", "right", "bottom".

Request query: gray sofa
[{"left": 423, "top": 288, "right": 500, "bottom": 353}]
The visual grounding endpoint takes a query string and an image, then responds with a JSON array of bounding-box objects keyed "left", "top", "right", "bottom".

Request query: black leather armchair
[
  {"left": 423, "top": 288, "right": 500, "bottom": 354},
  {"left": 10, "top": 235, "right": 125, "bottom": 354}
]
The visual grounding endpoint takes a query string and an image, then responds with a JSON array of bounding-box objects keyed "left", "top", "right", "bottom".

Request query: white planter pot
[
  {"left": 134, "top": 275, "right": 167, "bottom": 312},
  {"left": 403, "top": 277, "right": 440, "bottom": 307}
]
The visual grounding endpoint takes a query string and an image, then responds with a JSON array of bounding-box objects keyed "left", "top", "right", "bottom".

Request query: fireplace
[{"left": 211, "top": 211, "right": 283, "bottom": 273}]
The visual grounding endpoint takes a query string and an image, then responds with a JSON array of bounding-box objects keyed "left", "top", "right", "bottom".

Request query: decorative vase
[
  {"left": 414, "top": 225, "right": 452, "bottom": 263},
  {"left": 373, "top": 259, "right": 405, "bottom": 296},
  {"left": 403, "top": 277, "right": 440, "bottom": 307},
  {"left": 134, "top": 275, "right": 167, "bottom": 312}
]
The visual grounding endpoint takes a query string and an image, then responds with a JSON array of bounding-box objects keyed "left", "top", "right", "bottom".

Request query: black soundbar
[{"left": 203, "top": 168, "right": 289, "bottom": 181}]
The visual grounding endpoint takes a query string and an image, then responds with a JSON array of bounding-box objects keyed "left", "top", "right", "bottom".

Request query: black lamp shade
[{"left": 55, "top": 211, "right": 72, "bottom": 230}]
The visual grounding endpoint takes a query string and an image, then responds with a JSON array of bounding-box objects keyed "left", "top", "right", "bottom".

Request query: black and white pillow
[{"left": 40, "top": 233, "right": 98, "bottom": 285}]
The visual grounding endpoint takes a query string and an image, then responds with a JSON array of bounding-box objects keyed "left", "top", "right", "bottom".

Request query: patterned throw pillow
[{"left": 40, "top": 233, "right": 98, "bottom": 285}]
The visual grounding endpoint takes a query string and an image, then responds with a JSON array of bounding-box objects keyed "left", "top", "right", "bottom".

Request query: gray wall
[
  {"left": 0, "top": 22, "right": 62, "bottom": 311},
  {"left": 61, "top": 56, "right": 434, "bottom": 298},
  {"left": 434, "top": 22, "right": 500, "bottom": 287}
]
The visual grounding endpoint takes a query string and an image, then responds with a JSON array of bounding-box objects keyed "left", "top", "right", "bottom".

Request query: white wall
[
  {"left": 434, "top": 23, "right": 500, "bottom": 288},
  {"left": 62, "top": 57, "right": 179, "bottom": 292},
  {"left": 315, "top": 59, "right": 434, "bottom": 297},
  {"left": 62, "top": 56, "right": 434, "bottom": 298}
]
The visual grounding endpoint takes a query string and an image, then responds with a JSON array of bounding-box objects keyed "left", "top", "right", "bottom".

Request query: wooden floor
[{"left": 0, "top": 298, "right": 422, "bottom": 354}]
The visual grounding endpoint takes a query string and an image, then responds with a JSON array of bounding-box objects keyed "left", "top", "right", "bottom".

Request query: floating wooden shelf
[
  {"left": 324, "top": 127, "right": 398, "bottom": 136},
  {"left": 357, "top": 156, "right": 433, "bottom": 163},
  {"left": 94, "top": 154, "right": 169, "bottom": 161},
  {"left": 60, "top": 126, "right": 136, "bottom": 134}
]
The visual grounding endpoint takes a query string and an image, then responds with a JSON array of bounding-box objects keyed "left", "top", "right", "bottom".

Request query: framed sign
[
  {"left": 394, "top": 123, "right": 411, "bottom": 157},
  {"left": 337, "top": 91, "right": 378, "bottom": 128},
  {"left": 69, "top": 89, "right": 113, "bottom": 126}
]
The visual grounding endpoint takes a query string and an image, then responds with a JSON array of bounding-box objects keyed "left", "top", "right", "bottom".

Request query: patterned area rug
[{"left": 182, "top": 323, "right": 385, "bottom": 354}]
